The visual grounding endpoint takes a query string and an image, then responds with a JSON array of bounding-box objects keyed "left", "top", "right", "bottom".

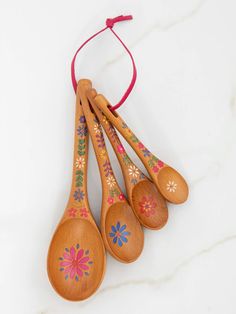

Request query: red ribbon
[{"left": 71, "top": 15, "right": 137, "bottom": 111}]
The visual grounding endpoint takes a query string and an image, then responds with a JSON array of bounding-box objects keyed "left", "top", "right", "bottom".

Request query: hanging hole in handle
[
  {"left": 108, "top": 105, "right": 119, "bottom": 118},
  {"left": 87, "top": 99, "right": 95, "bottom": 114}
]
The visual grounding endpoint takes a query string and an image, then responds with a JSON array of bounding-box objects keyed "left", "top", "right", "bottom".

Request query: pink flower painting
[
  {"left": 138, "top": 142, "right": 144, "bottom": 149},
  {"left": 80, "top": 207, "right": 89, "bottom": 218},
  {"left": 117, "top": 144, "right": 125, "bottom": 154},
  {"left": 152, "top": 166, "right": 159, "bottom": 173},
  {"left": 107, "top": 197, "right": 114, "bottom": 205},
  {"left": 68, "top": 208, "right": 78, "bottom": 218},
  {"left": 118, "top": 194, "right": 125, "bottom": 201},
  {"left": 139, "top": 195, "right": 157, "bottom": 217},
  {"left": 152, "top": 159, "right": 164, "bottom": 173},
  {"left": 59, "top": 244, "right": 93, "bottom": 281}
]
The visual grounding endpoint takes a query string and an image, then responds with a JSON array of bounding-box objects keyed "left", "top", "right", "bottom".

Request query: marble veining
[
  {"left": 103, "top": 0, "right": 207, "bottom": 67},
  {"left": 98, "top": 233, "right": 236, "bottom": 295}
]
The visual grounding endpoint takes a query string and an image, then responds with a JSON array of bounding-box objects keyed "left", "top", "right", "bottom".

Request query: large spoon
[
  {"left": 47, "top": 80, "right": 106, "bottom": 301},
  {"left": 78, "top": 80, "right": 144, "bottom": 263},
  {"left": 93, "top": 94, "right": 189, "bottom": 204},
  {"left": 87, "top": 89, "right": 168, "bottom": 230}
]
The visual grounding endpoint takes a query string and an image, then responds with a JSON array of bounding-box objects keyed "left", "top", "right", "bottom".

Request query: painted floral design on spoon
[
  {"left": 106, "top": 175, "right": 116, "bottom": 188},
  {"left": 79, "top": 207, "right": 89, "bottom": 218},
  {"left": 77, "top": 115, "right": 88, "bottom": 137},
  {"left": 73, "top": 115, "right": 87, "bottom": 203},
  {"left": 128, "top": 165, "right": 140, "bottom": 178},
  {"left": 166, "top": 181, "right": 177, "bottom": 193},
  {"left": 73, "top": 188, "right": 85, "bottom": 202},
  {"left": 121, "top": 122, "right": 166, "bottom": 174},
  {"left": 68, "top": 208, "right": 78, "bottom": 218},
  {"left": 117, "top": 144, "right": 125, "bottom": 154},
  {"left": 139, "top": 196, "right": 156, "bottom": 217},
  {"left": 105, "top": 125, "right": 149, "bottom": 186},
  {"left": 109, "top": 222, "right": 131, "bottom": 247},
  {"left": 75, "top": 157, "right": 85, "bottom": 169},
  {"left": 59, "top": 244, "right": 93, "bottom": 281}
]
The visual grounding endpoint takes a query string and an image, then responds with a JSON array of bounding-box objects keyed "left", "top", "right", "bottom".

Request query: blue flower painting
[
  {"left": 73, "top": 189, "right": 85, "bottom": 202},
  {"left": 109, "top": 222, "right": 131, "bottom": 247},
  {"left": 142, "top": 149, "right": 151, "bottom": 157},
  {"left": 77, "top": 125, "right": 88, "bottom": 137},
  {"left": 79, "top": 115, "right": 86, "bottom": 123}
]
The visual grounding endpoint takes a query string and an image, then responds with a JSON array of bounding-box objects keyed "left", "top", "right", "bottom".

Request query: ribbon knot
[{"left": 106, "top": 15, "right": 133, "bottom": 28}]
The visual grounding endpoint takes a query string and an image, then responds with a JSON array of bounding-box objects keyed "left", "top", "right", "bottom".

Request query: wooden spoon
[
  {"left": 78, "top": 80, "right": 144, "bottom": 263},
  {"left": 87, "top": 89, "right": 168, "bottom": 230},
  {"left": 47, "top": 80, "right": 106, "bottom": 301},
  {"left": 93, "top": 94, "right": 189, "bottom": 204}
]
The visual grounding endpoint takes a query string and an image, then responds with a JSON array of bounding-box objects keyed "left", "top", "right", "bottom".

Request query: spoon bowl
[
  {"left": 105, "top": 202, "right": 144, "bottom": 262},
  {"left": 131, "top": 180, "right": 168, "bottom": 229},
  {"left": 48, "top": 218, "right": 105, "bottom": 301},
  {"left": 157, "top": 166, "right": 188, "bottom": 204}
]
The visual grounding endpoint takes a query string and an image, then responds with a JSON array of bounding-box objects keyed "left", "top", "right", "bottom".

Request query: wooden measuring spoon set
[{"left": 47, "top": 79, "right": 189, "bottom": 301}]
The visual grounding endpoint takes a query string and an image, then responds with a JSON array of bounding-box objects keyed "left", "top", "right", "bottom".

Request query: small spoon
[
  {"left": 87, "top": 89, "right": 168, "bottom": 230},
  {"left": 47, "top": 80, "right": 106, "bottom": 301},
  {"left": 78, "top": 80, "right": 144, "bottom": 263},
  {"left": 93, "top": 94, "right": 189, "bottom": 204}
]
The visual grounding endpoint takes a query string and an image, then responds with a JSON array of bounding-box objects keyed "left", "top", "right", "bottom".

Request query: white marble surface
[{"left": 0, "top": 0, "right": 236, "bottom": 313}]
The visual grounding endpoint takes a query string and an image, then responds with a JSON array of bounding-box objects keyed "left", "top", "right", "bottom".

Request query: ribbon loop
[{"left": 71, "top": 14, "right": 136, "bottom": 110}]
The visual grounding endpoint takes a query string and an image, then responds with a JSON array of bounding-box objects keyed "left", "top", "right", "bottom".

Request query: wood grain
[
  {"left": 93, "top": 94, "right": 189, "bottom": 204},
  {"left": 78, "top": 81, "right": 144, "bottom": 263},
  {"left": 87, "top": 89, "right": 168, "bottom": 230},
  {"left": 47, "top": 80, "right": 106, "bottom": 301}
]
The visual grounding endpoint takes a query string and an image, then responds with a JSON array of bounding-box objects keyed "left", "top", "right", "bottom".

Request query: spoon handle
[
  {"left": 94, "top": 94, "right": 188, "bottom": 204},
  {"left": 87, "top": 90, "right": 146, "bottom": 197},
  {"left": 93, "top": 95, "right": 165, "bottom": 172},
  {"left": 78, "top": 83, "right": 124, "bottom": 205},
  {"left": 62, "top": 80, "right": 93, "bottom": 223}
]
